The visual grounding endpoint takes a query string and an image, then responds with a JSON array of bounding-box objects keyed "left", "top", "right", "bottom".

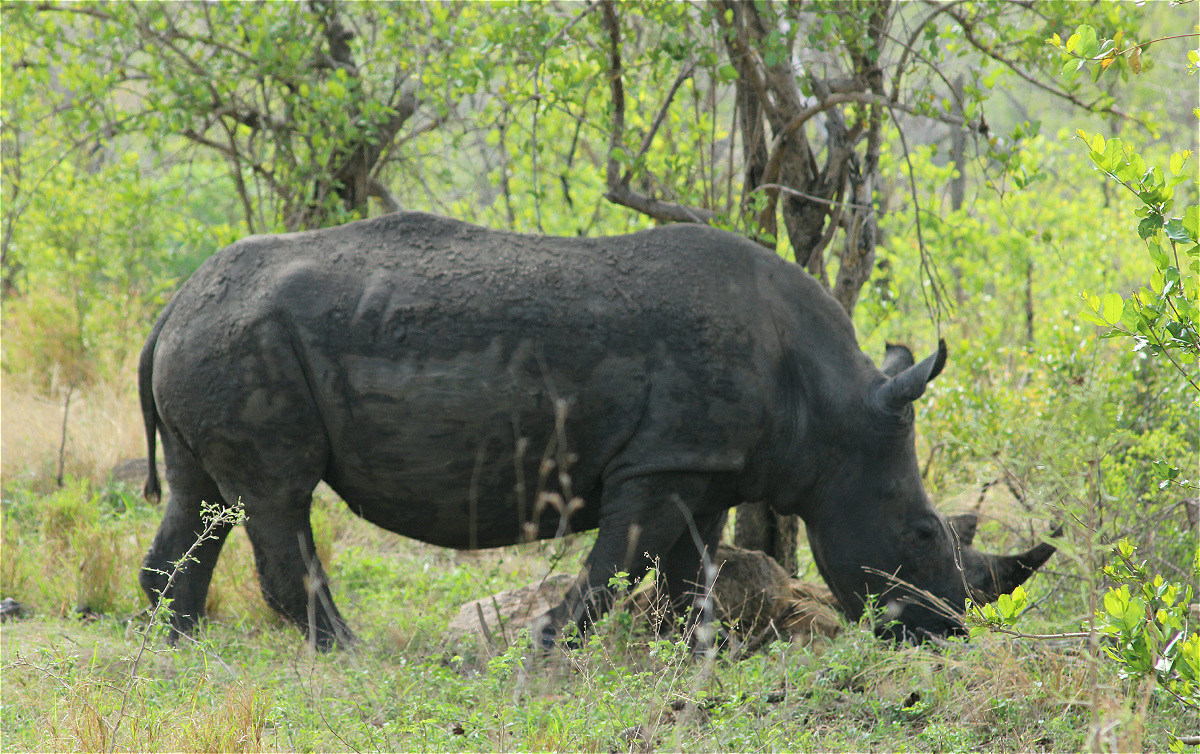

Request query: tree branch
[
  {"left": 180, "top": 127, "right": 286, "bottom": 198},
  {"left": 601, "top": 0, "right": 714, "bottom": 224},
  {"left": 621, "top": 62, "right": 695, "bottom": 186},
  {"left": 944, "top": 6, "right": 1136, "bottom": 124},
  {"left": 367, "top": 178, "right": 400, "bottom": 213},
  {"left": 889, "top": 0, "right": 973, "bottom": 98}
]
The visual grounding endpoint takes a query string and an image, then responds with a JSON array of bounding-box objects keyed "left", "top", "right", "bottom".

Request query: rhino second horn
[
  {"left": 881, "top": 343, "right": 916, "bottom": 377},
  {"left": 969, "top": 541, "right": 1057, "bottom": 603},
  {"left": 873, "top": 339, "right": 948, "bottom": 414},
  {"left": 947, "top": 513, "right": 978, "bottom": 547}
]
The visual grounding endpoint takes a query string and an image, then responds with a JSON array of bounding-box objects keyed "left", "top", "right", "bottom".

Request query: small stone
[
  {"left": 445, "top": 573, "right": 577, "bottom": 646},
  {"left": 0, "top": 598, "right": 26, "bottom": 622},
  {"left": 75, "top": 606, "right": 103, "bottom": 622}
]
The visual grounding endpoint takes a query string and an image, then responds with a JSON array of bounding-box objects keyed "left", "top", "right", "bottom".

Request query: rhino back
[{"left": 151, "top": 213, "right": 827, "bottom": 547}]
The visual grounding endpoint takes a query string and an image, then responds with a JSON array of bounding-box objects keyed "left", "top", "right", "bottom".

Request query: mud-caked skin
[{"left": 138, "top": 211, "right": 1054, "bottom": 649}]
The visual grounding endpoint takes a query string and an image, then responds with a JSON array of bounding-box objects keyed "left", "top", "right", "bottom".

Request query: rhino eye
[{"left": 912, "top": 519, "right": 939, "bottom": 541}]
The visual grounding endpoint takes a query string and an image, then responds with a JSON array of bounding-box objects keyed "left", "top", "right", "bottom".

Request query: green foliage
[
  {"left": 1097, "top": 540, "right": 1200, "bottom": 711},
  {"left": 0, "top": 155, "right": 232, "bottom": 387},
  {"left": 1, "top": 480, "right": 152, "bottom": 616},
  {"left": 1078, "top": 131, "right": 1200, "bottom": 390},
  {"left": 2, "top": 2, "right": 494, "bottom": 233},
  {"left": 1054, "top": 25, "right": 1143, "bottom": 84},
  {"left": 966, "top": 585, "right": 1030, "bottom": 638}
]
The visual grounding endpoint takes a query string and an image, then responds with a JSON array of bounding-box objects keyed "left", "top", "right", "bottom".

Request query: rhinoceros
[{"left": 137, "top": 211, "right": 1053, "bottom": 648}]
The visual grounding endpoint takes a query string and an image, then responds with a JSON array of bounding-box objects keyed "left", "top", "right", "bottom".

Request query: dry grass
[{"left": 1, "top": 366, "right": 146, "bottom": 490}]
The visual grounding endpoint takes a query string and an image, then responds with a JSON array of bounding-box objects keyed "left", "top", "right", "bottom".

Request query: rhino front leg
[
  {"left": 656, "top": 510, "right": 726, "bottom": 632},
  {"left": 536, "top": 472, "right": 715, "bottom": 647}
]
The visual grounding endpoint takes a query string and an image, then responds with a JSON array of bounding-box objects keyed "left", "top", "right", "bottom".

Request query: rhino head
[{"left": 800, "top": 340, "right": 1056, "bottom": 641}]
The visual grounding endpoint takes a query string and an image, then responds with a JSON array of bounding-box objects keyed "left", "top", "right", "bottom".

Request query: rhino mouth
[
  {"left": 854, "top": 568, "right": 971, "bottom": 643},
  {"left": 874, "top": 598, "right": 968, "bottom": 644}
]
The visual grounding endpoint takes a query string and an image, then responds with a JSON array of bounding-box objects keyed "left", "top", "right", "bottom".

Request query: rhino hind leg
[
  {"left": 536, "top": 472, "right": 716, "bottom": 647},
  {"left": 140, "top": 433, "right": 234, "bottom": 643},
  {"left": 205, "top": 448, "right": 353, "bottom": 651},
  {"left": 239, "top": 494, "right": 352, "bottom": 650}
]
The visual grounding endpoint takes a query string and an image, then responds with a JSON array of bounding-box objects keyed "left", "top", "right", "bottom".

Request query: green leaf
[
  {"left": 1078, "top": 26, "right": 1100, "bottom": 59},
  {"left": 1138, "top": 215, "right": 1163, "bottom": 240},
  {"left": 1100, "top": 292, "right": 1124, "bottom": 324},
  {"left": 1166, "top": 218, "right": 1196, "bottom": 243},
  {"left": 1147, "top": 242, "right": 1169, "bottom": 268},
  {"left": 1065, "top": 29, "right": 1081, "bottom": 54}
]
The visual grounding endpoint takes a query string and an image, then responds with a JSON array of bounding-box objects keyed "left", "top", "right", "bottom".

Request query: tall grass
[{"left": 1, "top": 368, "right": 146, "bottom": 490}]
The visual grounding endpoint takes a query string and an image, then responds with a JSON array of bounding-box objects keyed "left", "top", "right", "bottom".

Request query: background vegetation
[{"left": 1, "top": 0, "right": 1196, "bottom": 751}]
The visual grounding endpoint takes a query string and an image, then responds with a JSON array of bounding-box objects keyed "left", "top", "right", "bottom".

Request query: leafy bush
[
  {"left": 1, "top": 153, "right": 241, "bottom": 390},
  {"left": 1098, "top": 540, "right": 1199, "bottom": 711},
  {"left": 1079, "top": 133, "right": 1199, "bottom": 387}
]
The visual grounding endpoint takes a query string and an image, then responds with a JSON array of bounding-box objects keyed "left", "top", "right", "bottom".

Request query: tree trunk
[
  {"left": 605, "top": 0, "right": 897, "bottom": 573},
  {"left": 714, "top": 0, "right": 894, "bottom": 571}
]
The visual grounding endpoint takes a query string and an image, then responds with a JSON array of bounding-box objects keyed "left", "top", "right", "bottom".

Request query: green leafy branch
[
  {"left": 1096, "top": 540, "right": 1199, "bottom": 712},
  {"left": 1050, "top": 24, "right": 1200, "bottom": 84},
  {"left": 965, "top": 586, "right": 1091, "bottom": 641},
  {"left": 1077, "top": 131, "right": 1200, "bottom": 394}
]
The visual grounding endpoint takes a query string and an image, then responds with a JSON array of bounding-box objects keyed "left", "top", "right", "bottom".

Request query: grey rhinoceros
[{"left": 137, "top": 211, "right": 1054, "bottom": 648}]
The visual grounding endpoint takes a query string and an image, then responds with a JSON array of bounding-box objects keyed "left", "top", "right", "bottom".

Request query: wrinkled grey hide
[{"left": 138, "top": 212, "right": 1053, "bottom": 648}]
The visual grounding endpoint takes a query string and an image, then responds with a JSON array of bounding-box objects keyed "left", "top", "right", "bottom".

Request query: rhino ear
[
  {"left": 881, "top": 343, "right": 915, "bottom": 377},
  {"left": 873, "top": 339, "right": 948, "bottom": 415},
  {"left": 947, "top": 513, "right": 978, "bottom": 547}
]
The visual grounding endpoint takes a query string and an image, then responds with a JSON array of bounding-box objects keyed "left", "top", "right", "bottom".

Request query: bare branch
[
  {"left": 888, "top": 108, "right": 951, "bottom": 326},
  {"left": 601, "top": 0, "right": 715, "bottom": 224},
  {"left": 26, "top": 1, "right": 113, "bottom": 21},
  {"left": 604, "top": 183, "right": 716, "bottom": 224},
  {"left": 622, "top": 62, "right": 696, "bottom": 186},
  {"left": 367, "top": 178, "right": 400, "bottom": 213},
  {"left": 180, "top": 127, "right": 286, "bottom": 198},
  {"left": 751, "top": 183, "right": 872, "bottom": 211},
  {"left": 943, "top": 6, "right": 1137, "bottom": 124},
  {"left": 889, "top": 0, "right": 974, "bottom": 98}
]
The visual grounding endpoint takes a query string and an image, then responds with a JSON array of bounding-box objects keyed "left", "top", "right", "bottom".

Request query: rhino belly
[{"left": 310, "top": 338, "right": 642, "bottom": 549}]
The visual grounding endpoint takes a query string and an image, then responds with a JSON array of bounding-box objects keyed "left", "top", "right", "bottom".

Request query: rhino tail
[{"left": 138, "top": 307, "right": 171, "bottom": 505}]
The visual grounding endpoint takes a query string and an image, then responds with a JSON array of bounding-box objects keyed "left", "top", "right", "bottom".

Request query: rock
[
  {"left": 108, "top": 457, "right": 164, "bottom": 490},
  {"left": 446, "top": 573, "right": 576, "bottom": 646},
  {"left": 75, "top": 606, "right": 103, "bottom": 622},
  {"left": 614, "top": 724, "right": 658, "bottom": 753},
  {"left": 445, "top": 546, "right": 842, "bottom": 649},
  {"left": 780, "top": 579, "right": 842, "bottom": 639},
  {"left": 0, "top": 597, "right": 27, "bottom": 622},
  {"left": 632, "top": 544, "right": 841, "bottom": 640},
  {"left": 706, "top": 544, "right": 799, "bottom": 635}
]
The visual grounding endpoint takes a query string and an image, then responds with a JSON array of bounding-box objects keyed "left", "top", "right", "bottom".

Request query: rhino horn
[
  {"left": 873, "top": 339, "right": 947, "bottom": 415},
  {"left": 964, "top": 530, "right": 1060, "bottom": 603}
]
